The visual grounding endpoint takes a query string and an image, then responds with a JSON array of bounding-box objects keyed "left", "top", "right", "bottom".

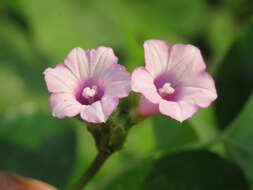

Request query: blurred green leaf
[
  {"left": 142, "top": 150, "right": 249, "bottom": 190},
  {"left": 188, "top": 106, "right": 219, "bottom": 141},
  {"left": 81, "top": 118, "right": 157, "bottom": 190},
  {"left": 223, "top": 93, "right": 253, "bottom": 186},
  {"left": 86, "top": 116, "right": 200, "bottom": 190},
  {"left": 91, "top": 106, "right": 219, "bottom": 189},
  {"left": 0, "top": 17, "right": 49, "bottom": 94},
  {"left": 103, "top": 150, "right": 249, "bottom": 190},
  {"left": 0, "top": 112, "right": 76, "bottom": 189},
  {"left": 152, "top": 115, "right": 199, "bottom": 153},
  {"left": 206, "top": 8, "right": 236, "bottom": 70},
  {"left": 113, "top": 0, "right": 208, "bottom": 38},
  {"left": 215, "top": 23, "right": 253, "bottom": 129},
  {"left": 102, "top": 156, "right": 156, "bottom": 190},
  {"left": 99, "top": 113, "right": 216, "bottom": 190},
  {"left": 19, "top": 0, "right": 124, "bottom": 62},
  {"left": 223, "top": 0, "right": 253, "bottom": 22}
]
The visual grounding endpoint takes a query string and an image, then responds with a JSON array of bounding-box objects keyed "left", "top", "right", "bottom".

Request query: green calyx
[{"left": 86, "top": 118, "right": 128, "bottom": 154}]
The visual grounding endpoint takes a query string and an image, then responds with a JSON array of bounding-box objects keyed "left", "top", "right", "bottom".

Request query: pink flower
[
  {"left": 132, "top": 40, "right": 217, "bottom": 122},
  {"left": 44, "top": 47, "right": 131, "bottom": 123}
]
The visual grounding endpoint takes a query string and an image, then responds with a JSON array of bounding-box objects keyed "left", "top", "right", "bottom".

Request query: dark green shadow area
[
  {"left": 142, "top": 150, "right": 249, "bottom": 190},
  {"left": 215, "top": 24, "right": 253, "bottom": 129},
  {"left": 0, "top": 113, "right": 77, "bottom": 189}
]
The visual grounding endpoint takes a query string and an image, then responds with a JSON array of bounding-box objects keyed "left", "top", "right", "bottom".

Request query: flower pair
[{"left": 44, "top": 40, "right": 217, "bottom": 123}]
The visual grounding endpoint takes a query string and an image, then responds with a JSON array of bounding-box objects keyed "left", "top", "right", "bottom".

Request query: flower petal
[
  {"left": 49, "top": 93, "right": 82, "bottom": 118},
  {"left": 138, "top": 95, "right": 159, "bottom": 116},
  {"left": 167, "top": 44, "right": 206, "bottom": 83},
  {"left": 178, "top": 72, "right": 217, "bottom": 107},
  {"left": 89, "top": 46, "right": 118, "bottom": 78},
  {"left": 104, "top": 64, "right": 131, "bottom": 98},
  {"left": 64, "top": 47, "right": 90, "bottom": 80},
  {"left": 44, "top": 63, "right": 78, "bottom": 93},
  {"left": 80, "top": 97, "right": 119, "bottom": 123},
  {"left": 159, "top": 100, "right": 198, "bottom": 122},
  {"left": 102, "top": 63, "right": 130, "bottom": 82},
  {"left": 144, "top": 40, "right": 207, "bottom": 83},
  {"left": 144, "top": 39, "right": 172, "bottom": 77},
  {"left": 105, "top": 81, "right": 131, "bottom": 98},
  {"left": 131, "top": 67, "right": 161, "bottom": 103},
  {"left": 64, "top": 47, "right": 119, "bottom": 80}
]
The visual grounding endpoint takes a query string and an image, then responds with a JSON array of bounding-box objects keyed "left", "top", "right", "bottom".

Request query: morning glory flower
[
  {"left": 44, "top": 46, "right": 131, "bottom": 123},
  {"left": 132, "top": 39, "right": 217, "bottom": 122}
]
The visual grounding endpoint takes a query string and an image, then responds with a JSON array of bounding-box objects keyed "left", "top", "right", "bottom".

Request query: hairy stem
[{"left": 70, "top": 150, "right": 112, "bottom": 190}]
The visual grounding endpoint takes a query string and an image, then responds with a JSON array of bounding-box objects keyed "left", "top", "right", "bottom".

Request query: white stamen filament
[
  {"left": 82, "top": 85, "right": 98, "bottom": 99},
  {"left": 159, "top": 83, "right": 175, "bottom": 95}
]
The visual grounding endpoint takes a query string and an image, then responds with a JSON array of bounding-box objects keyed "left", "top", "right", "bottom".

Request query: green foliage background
[{"left": 0, "top": 0, "right": 253, "bottom": 189}]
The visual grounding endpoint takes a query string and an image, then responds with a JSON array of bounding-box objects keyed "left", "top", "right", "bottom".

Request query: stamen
[
  {"left": 159, "top": 82, "right": 175, "bottom": 95},
  {"left": 82, "top": 85, "right": 98, "bottom": 99}
]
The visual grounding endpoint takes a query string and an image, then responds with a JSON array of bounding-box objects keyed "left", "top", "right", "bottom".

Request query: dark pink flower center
[
  {"left": 75, "top": 81, "right": 104, "bottom": 105},
  {"left": 154, "top": 74, "right": 179, "bottom": 101}
]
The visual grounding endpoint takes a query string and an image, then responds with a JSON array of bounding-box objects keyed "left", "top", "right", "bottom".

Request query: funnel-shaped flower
[
  {"left": 44, "top": 47, "right": 131, "bottom": 123},
  {"left": 132, "top": 40, "right": 217, "bottom": 122}
]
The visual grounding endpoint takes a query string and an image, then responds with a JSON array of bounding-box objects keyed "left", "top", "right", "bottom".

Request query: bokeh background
[{"left": 0, "top": 0, "right": 253, "bottom": 189}]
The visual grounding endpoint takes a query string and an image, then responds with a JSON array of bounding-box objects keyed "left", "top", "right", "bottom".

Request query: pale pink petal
[
  {"left": 167, "top": 44, "right": 206, "bottom": 83},
  {"left": 105, "top": 81, "right": 131, "bottom": 98},
  {"left": 144, "top": 39, "right": 172, "bottom": 77},
  {"left": 178, "top": 72, "right": 217, "bottom": 108},
  {"left": 159, "top": 100, "right": 199, "bottom": 122},
  {"left": 49, "top": 93, "right": 82, "bottom": 118},
  {"left": 138, "top": 95, "right": 159, "bottom": 116},
  {"left": 64, "top": 46, "right": 119, "bottom": 80},
  {"left": 131, "top": 67, "right": 161, "bottom": 103},
  {"left": 102, "top": 64, "right": 130, "bottom": 82},
  {"left": 101, "top": 97, "right": 119, "bottom": 119},
  {"left": 64, "top": 47, "right": 90, "bottom": 80},
  {"left": 80, "top": 97, "right": 119, "bottom": 123},
  {"left": 104, "top": 64, "right": 131, "bottom": 98},
  {"left": 89, "top": 46, "right": 118, "bottom": 78},
  {"left": 44, "top": 63, "right": 78, "bottom": 93},
  {"left": 80, "top": 102, "right": 105, "bottom": 123}
]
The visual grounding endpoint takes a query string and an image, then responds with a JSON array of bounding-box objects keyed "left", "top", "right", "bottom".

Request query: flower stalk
[
  {"left": 70, "top": 117, "right": 131, "bottom": 190},
  {"left": 70, "top": 150, "right": 112, "bottom": 190}
]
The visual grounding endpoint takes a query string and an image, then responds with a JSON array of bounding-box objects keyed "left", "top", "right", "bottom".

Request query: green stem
[{"left": 70, "top": 150, "right": 112, "bottom": 190}]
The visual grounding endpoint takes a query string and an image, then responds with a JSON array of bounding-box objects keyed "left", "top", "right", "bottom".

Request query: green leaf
[
  {"left": 102, "top": 156, "right": 156, "bottom": 190},
  {"left": 0, "top": 112, "right": 77, "bottom": 189},
  {"left": 206, "top": 8, "right": 236, "bottom": 69},
  {"left": 99, "top": 114, "right": 211, "bottom": 190},
  {"left": 152, "top": 115, "right": 199, "bottom": 153},
  {"left": 188, "top": 106, "right": 219, "bottom": 142},
  {"left": 142, "top": 150, "right": 249, "bottom": 190},
  {"left": 95, "top": 110, "right": 219, "bottom": 190},
  {"left": 223, "top": 93, "right": 253, "bottom": 186},
  {"left": 19, "top": 0, "right": 124, "bottom": 62},
  {"left": 87, "top": 116, "right": 200, "bottom": 190},
  {"left": 113, "top": 0, "right": 208, "bottom": 38},
  {"left": 103, "top": 150, "right": 249, "bottom": 190},
  {"left": 215, "top": 23, "right": 253, "bottom": 129}
]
